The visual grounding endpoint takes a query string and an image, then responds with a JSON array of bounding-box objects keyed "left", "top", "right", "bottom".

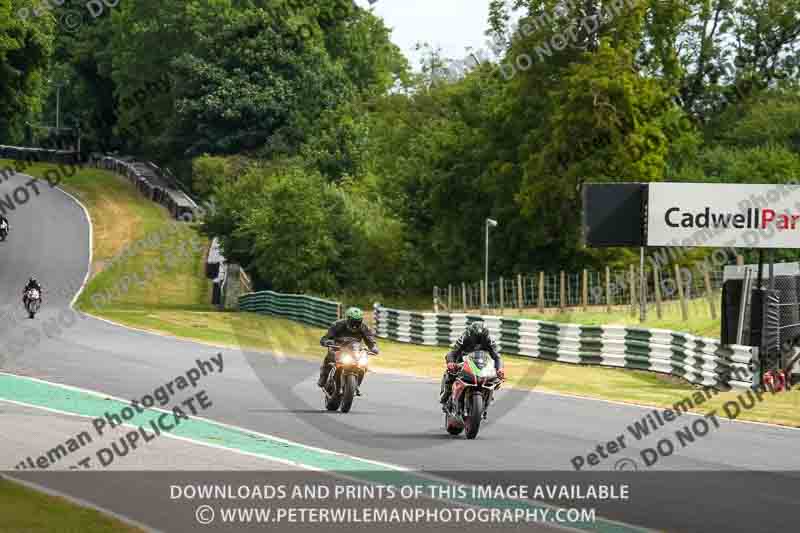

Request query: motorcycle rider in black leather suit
[{"left": 440, "top": 321, "right": 505, "bottom": 407}]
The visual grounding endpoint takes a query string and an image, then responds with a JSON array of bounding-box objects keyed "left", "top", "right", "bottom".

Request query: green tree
[{"left": 0, "top": 0, "right": 55, "bottom": 142}]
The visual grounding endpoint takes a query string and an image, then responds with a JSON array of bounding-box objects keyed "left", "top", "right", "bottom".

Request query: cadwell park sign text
[{"left": 647, "top": 182, "right": 800, "bottom": 249}]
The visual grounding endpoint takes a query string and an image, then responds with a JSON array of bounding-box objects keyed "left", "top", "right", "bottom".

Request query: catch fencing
[
  {"left": 239, "top": 291, "right": 341, "bottom": 329},
  {"left": 374, "top": 306, "right": 755, "bottom": 389}
]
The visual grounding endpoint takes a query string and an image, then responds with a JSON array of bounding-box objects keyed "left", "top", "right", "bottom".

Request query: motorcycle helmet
[
  {"left": 345, "top": 307, "right": 364, "bottom": 331},
  {"left": 468, "top": 321, "right": 487, "bottom": 336}
]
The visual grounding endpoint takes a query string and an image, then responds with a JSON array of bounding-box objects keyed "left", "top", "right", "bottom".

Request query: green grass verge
[
  {"left": 516, "top": 298, "right": 719, "bottom": 338},
  {"left": 0, "top": 478, "right": 142, "bottom": 532},
  {"left": 10, "top": 160, "right": 798, "bottom": 428}
]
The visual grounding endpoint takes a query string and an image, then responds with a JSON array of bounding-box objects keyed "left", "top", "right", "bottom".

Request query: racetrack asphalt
[{"left": 1, "top": 171, "right": 799, "bottom": 532}]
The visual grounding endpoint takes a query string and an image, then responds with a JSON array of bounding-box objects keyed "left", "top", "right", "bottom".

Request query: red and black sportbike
[
  {"left": 443, "top": 350, "right": 502, "bottom": 439},
  {"left": 322, "top": 339, "right": 374, "bottom": 413}
]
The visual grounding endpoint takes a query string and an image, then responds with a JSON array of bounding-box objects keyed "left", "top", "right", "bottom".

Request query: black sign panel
[{"left": 582, "top": 183, "right": 646, "bottom": 247}]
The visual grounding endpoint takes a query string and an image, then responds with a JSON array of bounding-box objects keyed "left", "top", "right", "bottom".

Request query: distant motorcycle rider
[
  {"left": 440, "top": 321, "right": 504, "bottom": 405},
  {"left": 22, "top": 277, "right": 42, "bottom": 307},
  {"left": 318, "top": 307, "right": 379, "bottom": 394}
]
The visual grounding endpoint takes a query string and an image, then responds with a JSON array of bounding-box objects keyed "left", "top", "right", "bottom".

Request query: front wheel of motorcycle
[
  {"left": 445, "top": 414, "right": 464, "bottom": 435},
  {"left": 325, "top": 394, "right": 341, "bottom": 411},
  {"left": 464, "top": 392, "right": 483, "bottom": 440},
  {"left": 324, "top": 380, "right": 341, "bottom": 411},
  {"left": 340, "top": 374, "right": 357, "bottom": 413}
]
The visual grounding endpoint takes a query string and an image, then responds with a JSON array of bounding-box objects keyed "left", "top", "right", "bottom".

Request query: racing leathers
[
  {"left": 318, "top": 319, "right": 379, "bottom": 389},
  {"left": 440, "top": 328, "right": 503, "bottom": 404}
]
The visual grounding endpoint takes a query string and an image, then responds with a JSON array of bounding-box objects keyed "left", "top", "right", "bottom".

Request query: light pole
[
  {"left": 485, "top": 218, "right": 498, "bottom": 309},
  {"left": 47, "top": 79, "right": 66, "bottom": 130},
  {"left": 56, "top": 85, "right": 60, "bottom": 129},
  {"left": 55, "top": 82, "right": 64, "bottom": 130}
]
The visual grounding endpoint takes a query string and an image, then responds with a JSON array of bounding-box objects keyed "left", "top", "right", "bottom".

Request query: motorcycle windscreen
[{"left": 471, "top": 351, "right": 488, "bottom": 368}]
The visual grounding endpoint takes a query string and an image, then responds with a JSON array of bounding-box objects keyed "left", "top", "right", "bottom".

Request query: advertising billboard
[{"left": 647, "top": 182, "right": 800, "bottom": 248}]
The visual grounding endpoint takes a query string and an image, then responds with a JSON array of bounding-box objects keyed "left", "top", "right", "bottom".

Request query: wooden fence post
[
  {"left": 653, "top": 266, "right": 663, "bottom": 319},
  {"left": 447, "top": 284, "right": 452, "bottom": 311},
  {"left": 560, "top": 271, "right": 566, "bottom": 310},
  {"left": 674, "top": 265, "right": 689, "bottom": 320},
  {"left": 538, "top": 272, "right": 545, "bottom": 312},
  {"left": 469, "top": 284, "right": 474, "bottom": 310},
  {"left": 605, "top": 266, "right": 611, "bottom": 312},
  {"left": 530, "top": 275, "right": 535, "bottom": 310},
  {"left": 517, "top": 274, "right": 523, "bottom": 313},
  {"left": 629, "top": 264, "right": 637, "bottom": 317},
  {"left": 499, "top": 276, "right": 505, "bottom": 315},
  {"left": 737, "top": 255, "right": 744, "bottom": 266},
  {"left": 582, "top": 269, "right": 588, "bottom": 311},
  {"left": 433, "top": 285, "right": 439, "bottom": 313},
  {"left": 462, "top": 282, "right": 467, "bottom": 312},
  {"left": 480, "top": 280, "right": 486, "bottom": 314},
  {"left": 704, "top": 271, "right": 717, "bottom": 319}
]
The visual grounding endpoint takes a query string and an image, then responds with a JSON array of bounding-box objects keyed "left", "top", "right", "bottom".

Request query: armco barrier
[
  {"left": 374, "top": 306, "right": 755, "bottom": 389},
  {"left": 91, "top": 155, "right": 197, "bottom": 220},
  {"left": 0, "top": 144, "right": 79, "bottom": 166},
  {"left": 1, "top": 145, "right": 199, "bottom": 220},
  {"left": 239, "top": 291, "right": 340, "bottom": 329}
]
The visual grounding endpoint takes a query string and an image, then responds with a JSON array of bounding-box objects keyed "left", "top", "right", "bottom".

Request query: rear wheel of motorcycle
[
  {"left": 340, "top": 374, "right": 357, "bottom": 413},
  {"left": 464, "top": 393, "right": 483, "bottom": 439}
]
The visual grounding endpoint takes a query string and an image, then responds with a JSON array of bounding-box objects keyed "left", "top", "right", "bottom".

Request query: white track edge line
[
  {"left": 0, "top": 397, "right": 321, "bottom": 472},
  {"left": 0, "top": 372, "right": 409, "bottom": 472},
  {"left": 0, "top": 398, "right": 589, "bottom": 532},
  {"left": 0, "top": 473, "right": 163, "bottom": 533},
  {"left": 52, "top": 184, "right": 93, "bottom": 308},
  {"left": 0, "top": 384, "right": 643, "bottom": 530}
]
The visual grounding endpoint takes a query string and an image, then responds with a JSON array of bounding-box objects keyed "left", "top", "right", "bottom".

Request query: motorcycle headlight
[
  {"left": 358, "top": 356, "right": 369, "bottom": 367},
  {"left": 341, "top": 354, "right": 354, "bottom": 365}
]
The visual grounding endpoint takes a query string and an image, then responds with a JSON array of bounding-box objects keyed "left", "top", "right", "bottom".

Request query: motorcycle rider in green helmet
[{"left": 318, "top": 307, "right": 379, "bottom": 395}]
